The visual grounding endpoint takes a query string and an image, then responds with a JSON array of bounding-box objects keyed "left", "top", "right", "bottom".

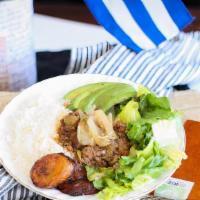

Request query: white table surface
[{"left": 33, "top": 14, "right": 116, "bottom": 51}]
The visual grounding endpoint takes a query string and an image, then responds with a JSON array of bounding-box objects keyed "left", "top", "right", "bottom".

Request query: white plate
[{"left": 0, "top": 74, "right": 185, "bottom": 200}]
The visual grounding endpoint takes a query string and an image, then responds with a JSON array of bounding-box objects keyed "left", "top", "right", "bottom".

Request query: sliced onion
[
  {"left": 107, "top": 113, "right": 113, "bottom": 124},
  {"left": 77, "top": 110, "right": 117, "bottom": 147},
  {"left": 87, "top": 117, "right": 111, "bottom": 147},
  {"left": 93, "top": 110, "right": 117, "bottom": 139},
  {"left": 77, "top": 118, "right": 94, "bottom": 146}
]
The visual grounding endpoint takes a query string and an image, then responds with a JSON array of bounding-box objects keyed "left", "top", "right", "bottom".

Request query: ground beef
[
  {"left": 113, "top": 121, "right": 127, "bottom": 137},
  {"left": 57, "top": 113, "right": 131, "bottom": 168},
  {"left": 80, "top": 146, "right": 107, "bottom": 167},
  {"left": 81, "top": 122, "right": 130, "bottom": 167},
  {"left": 57, "top": 112, "right": 80, "bottom": 150}
]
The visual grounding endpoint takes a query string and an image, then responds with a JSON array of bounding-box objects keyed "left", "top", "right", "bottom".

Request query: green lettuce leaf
[
  {"left": 143, "top": 109, "right": 177, "bottom": 121},
  {"left": 119, "top": 156, "right": 137, "bottom": 166},
  {"left": 117, "top": 100, "right": 141, "bottom": 124},
  {"left": 124, "top": 157, "right": 145, "bottom": 179},
  {"left": 138, "top": 93, "right": 177, "bottom": 122},
  {"left": 135, "top": 139, "right": 154, "bottom": 158},
  {"left": 86, "top": 166, "right": 114, "bottom": 182},
  {"left": 131, "top": 174, "right": 152, "bottom": 189},
  {"left": 161, "top": 145, "right": 187, "bottom": 169},
  {"left": 93, "top": 178, "right": 105, "bottom": 190},
  {"left": 98, "top": 179, "right": 131, "bottom": 200},
  {"left": 139, "top": 93, "right": 170, "bottom": 113},
  {"left": 137, "top": 85, "right": 151, "bottom": 97},
  {"left": 142, "top": 167, "right": 165, "bottom": 178},
  {"left": 127, "top": 121, "right": 153, "bottom": 150}
]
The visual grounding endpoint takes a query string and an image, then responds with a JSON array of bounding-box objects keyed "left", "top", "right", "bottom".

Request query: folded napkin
[
  {"left": 70, "top": 32, "right": 200, "bottom": 96},
  {"left": 0, "top": 31, "right": 200, "bottom": 200}
]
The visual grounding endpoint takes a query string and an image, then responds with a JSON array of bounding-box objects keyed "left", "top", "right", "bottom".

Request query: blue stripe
[
  {"left": 99, "top": 49, "right": 125, "bottom": 75},
  {"left": 94, "top": 45, "right": 122, "bottom": 74},
  {"left": 136, "top": 52, "right": 165, "bottom": 86},
  {"left": 142, "top": 41, "right": 180, "bottom": 86},
  {"left": 142, "top": 36, "right": 186, "bottom": 90},
  {"left": 88, "top": 45, "right": 119, "bottom": 74},
  {"left": 78, "top": 48, "right": 83, "bottom": 72},
  {"left": 152, "top": 64, "right": 174, "bottom": 92},
  {"left": 162, "top": 0, "right": 194, "bottom": 30},
  {"left": 95, "top": 43, "right": 99, "bottom": 60},
  {"left": 98, "top": 47, "right": 125, "bottom": 74},
  {"left": 179, "top": 65, "right": 194, "bottom": 84},
  {"left": 121, "top": 51, "right": 147, "bottom": 78},
  {"left": 85, "top": 47, "right": 89, "bottom": 68},
  {"left": 166, "top": 64, "right": 187, "bottom": 89},
  {"left": 150, "top": 39, "right": 190, "bottom": 90},
  {"left": 100, "top": 42, "right": 104, "bottom": 57},
  {"left": 130, "top": 50, "right": 161, "bottom": 82},
  {"left": 127, "top": 51, "right": 155, "bottom": 80},
  {"left": 117, "top": 53, "right": 136, "bottom": 77},
  {"left": 83, "top": 0, "right": 142, "bottom": 52},
  {"left": 124, "top": 0, "right": 166, "bottom": 45},
  {"left": 104, "top": 50, "right": 126, "bottom": 75},
  {"left": 73, "top": 48, "right": 79, "bottom": 73},
  {"left": 189, "top": 64, "right": 200, "bottom": 83},
  {"left": 110, "top": 51, "right": 134, "bottom": 76},
  {"left": 177, "top": 43, "right": 200, "bottom": 84},
  {"left": 129, "top": 51, "right": 156, "bottom": 82},
  {"left": 110, "top": 51, "right": 132, "bottom": 75},
  {"left": 158, "top": 62, "right": 185, "bottom": 92},
  {"left": 143, "top": 57, "right": 171, "bottom": 87},
  {"left": 190, "top": 47, "right": 200, "bottom": 65},
  {"left": 90, "top": 45, "right": 93, "bottom": 65}
]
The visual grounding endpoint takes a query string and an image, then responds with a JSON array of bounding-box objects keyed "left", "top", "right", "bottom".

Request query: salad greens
[
  {"left": 127, "top": 121, "right": 152, "bottom": 150},
  {"left": 86, "top": 142, "right": 184, "bottom": 200},
  {"left": 137, "top": 84, "right": 151, "bottom": 97},
  {"left": 117, "top": 100, "right": 141, "bottom": 124},
  {"left": 84, "top": 85, "right": 185, "bottom": 200},
  {"left": 139, "top": 92, "right": 177, "bottom": 121}
]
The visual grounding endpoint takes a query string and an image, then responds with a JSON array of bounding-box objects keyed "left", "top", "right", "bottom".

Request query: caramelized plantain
[
  {"left": 30, "top": 153, "right": 73, "bottom": 188},
  {"left": 57, "top": 179, "right": 98, "bottom": 196},
  {"left": 68, "top": 160, "right": 87, "bottom": 182}
]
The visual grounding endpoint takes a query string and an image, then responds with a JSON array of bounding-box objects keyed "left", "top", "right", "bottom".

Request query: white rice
[{"left": 0, "top": 83, "right": 71, "bottom": 180}]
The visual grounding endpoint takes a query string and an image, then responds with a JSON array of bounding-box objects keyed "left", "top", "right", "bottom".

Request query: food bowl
[{"left": 0, "top": 74, "right": 185, "bottom": 200}]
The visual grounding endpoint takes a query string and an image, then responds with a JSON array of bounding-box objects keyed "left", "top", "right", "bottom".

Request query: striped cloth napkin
[
  {"left": 69, "top": 32, "right": 200, "bottom": 96},
  {"left": 1, "top": 31, "right": 200, "bottom": 200}
]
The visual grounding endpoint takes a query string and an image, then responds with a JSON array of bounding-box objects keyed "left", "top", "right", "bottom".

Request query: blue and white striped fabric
[
  {"left": 84, "top": 0, "right": 193, "bottom": 52},
  {"left": 72, "top": 32, "right": 200, "bottom": 97}
]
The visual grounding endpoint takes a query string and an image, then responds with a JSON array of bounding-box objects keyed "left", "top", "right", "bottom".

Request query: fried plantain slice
[
  {"left": 30, "top": 153, "right": 73, "bottom": 188},
  {"left": 68, "top": 161, "right": 87, "bottom": 182},
  {"left": 57, "top": 179, "right": 98, "bottom": 196}
]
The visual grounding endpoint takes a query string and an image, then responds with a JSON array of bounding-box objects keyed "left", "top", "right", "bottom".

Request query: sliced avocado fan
[
  {"left": 64, "top": 82, "right": 136, "bottom": 113},
  {"left": 64, "top": 82, "right": 110, "bottom": 100}
]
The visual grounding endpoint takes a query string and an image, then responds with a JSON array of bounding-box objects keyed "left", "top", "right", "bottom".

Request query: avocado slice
[
  {"left": 67, "top": 91, "right": 90, "bottom": 110},
  {"left": 94, "top": 84, "right": 136, "bottom": 112},
  {"left": 79, "top": 84, "right": 117, "bottom": 113},
  {"left": 79, "top": 83, "right": 135, "bottom": 113},
  {"left": 67, "top": 82, "right": 118, "bottom": 110},
  {"left": 64, "top": 82, "right": 110, "bottom": 100}
]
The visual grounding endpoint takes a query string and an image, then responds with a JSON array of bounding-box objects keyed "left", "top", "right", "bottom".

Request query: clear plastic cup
[{"left": 0, "top": 0, "right": 36, "bottom": 91}]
